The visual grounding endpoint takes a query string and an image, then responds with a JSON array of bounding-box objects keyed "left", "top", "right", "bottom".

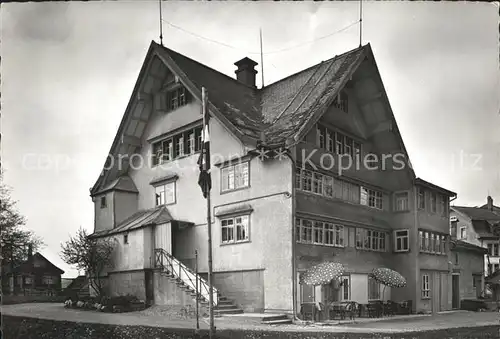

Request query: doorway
[{"left": 452, "top": 274, "right": 460, "bottom": 309}]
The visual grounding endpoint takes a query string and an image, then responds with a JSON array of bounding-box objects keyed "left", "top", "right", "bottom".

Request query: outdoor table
[{"left": 328, "top": 301, "right": 350, "bottom": 320}]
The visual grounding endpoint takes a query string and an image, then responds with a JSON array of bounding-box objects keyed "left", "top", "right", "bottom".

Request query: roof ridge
[
  {"left": 154, "top": 42, "right": 259, "bottom": 92},
  {"left": 261, "top": 44, "right": 366, "bottom": 91},
  {"left": 155, "top": 41, "right": 367, "bottom": 93}
]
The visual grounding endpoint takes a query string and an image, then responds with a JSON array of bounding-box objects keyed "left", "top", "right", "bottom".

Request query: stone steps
[{"left": 161, "top": 269, "right": 244, "bottom": 316}]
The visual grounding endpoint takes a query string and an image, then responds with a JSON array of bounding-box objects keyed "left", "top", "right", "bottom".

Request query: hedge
[{"left": 2, "top": 315, "right": 499, "bottom": 339}]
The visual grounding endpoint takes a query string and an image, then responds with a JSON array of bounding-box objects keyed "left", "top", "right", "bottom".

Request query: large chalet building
[{"left": 89, "top": 40, "right": 457, "bottom": 315}]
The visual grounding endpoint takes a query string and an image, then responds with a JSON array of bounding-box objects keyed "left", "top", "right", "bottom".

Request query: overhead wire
[{"left": 161, "top": 19, "right": 360, "bottom": 56}]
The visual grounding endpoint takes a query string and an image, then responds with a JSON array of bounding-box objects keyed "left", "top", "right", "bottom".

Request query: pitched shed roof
[
  {"left": 451, "top": 239, "right": 488, "bottom": 254},
  {"left": 89, "top": 206, "right": 193, "bottom": 238}
]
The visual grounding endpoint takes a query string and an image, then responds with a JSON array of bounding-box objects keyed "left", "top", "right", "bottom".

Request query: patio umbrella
[
  {"left": 299, "top": 262, "right": 345, "bottom": 286},
  {"left": 370, "top": 267, "right": 406, "bottom": 300}
]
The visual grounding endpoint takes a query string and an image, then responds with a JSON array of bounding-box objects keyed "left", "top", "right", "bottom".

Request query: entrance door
[
  {"left": 154, "top": 222, "right": 172, "bottom": 254},
  {"left": 452, "top": 274, "right": 460, "bottom": 309}
]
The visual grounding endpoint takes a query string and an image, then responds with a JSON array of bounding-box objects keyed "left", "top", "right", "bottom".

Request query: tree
[
  {"left": 60, "top": 227, "right": 116, "bottom": 297},
  {"left": 0, "top": 172, "right": 44, "bottom": 267}
]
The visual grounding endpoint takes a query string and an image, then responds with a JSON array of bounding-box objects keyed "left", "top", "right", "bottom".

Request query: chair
[
  {"left": 300, "top": 302, "right": 321, "bottom": 321},
  {"left": 367, "top": 300, "right": 383, "bottom": 317},
  {"left": 344, "top": 301, "right": 359, "bottom": 320},
  {"left": 384, "top": 300, "right": 398, "bottom": 316},
  {"left": 398, "top": 300, "right": 412, "bottom": 315}
]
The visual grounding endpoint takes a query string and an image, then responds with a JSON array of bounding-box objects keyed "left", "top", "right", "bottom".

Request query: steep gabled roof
[
  {"left": 5, "top": 252, "right": 65, "bottom": 275},
  {"left": 453, "top": 206, "right": 500, "bottom": 223},
  {"left": 91, "top": 41, "right": 413, "bottom": 195},
  {"left": 415, "top": 178, "right": 457, "bottom": 197}
]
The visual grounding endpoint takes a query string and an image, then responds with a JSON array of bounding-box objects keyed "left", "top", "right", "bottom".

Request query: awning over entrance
[{"left": 89, "top": 206, "right": 193, "bottom": 238}]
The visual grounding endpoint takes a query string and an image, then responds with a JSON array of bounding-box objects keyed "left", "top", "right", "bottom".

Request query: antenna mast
[
  {"left": 260, "top": 28, "right": 264, "bottom": 88},
  {"left": 359, "top": 0, "right": 363, "bottom": 47},
  {"left": 159, "top": 0, "right": 164, "bottom": 46}
]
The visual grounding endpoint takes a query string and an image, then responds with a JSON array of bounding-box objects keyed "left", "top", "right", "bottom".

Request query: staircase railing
[{"left": 154, "top": 248, "right": 219, "bottom": 306}]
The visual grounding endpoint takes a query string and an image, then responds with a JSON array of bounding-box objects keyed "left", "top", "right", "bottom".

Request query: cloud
[{"left": 8, "top": 3, "right": 72, "bottom": 43}]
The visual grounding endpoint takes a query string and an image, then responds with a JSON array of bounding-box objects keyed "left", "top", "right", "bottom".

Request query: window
[
  {"left": 296, "top": 167, "right": 363, "bottom": 204},
  {"left": 488, "top": 243, "right": 499, "bottom": 257},
  {"left": 318, "top": 125, "right": 326, "bottom": 149},
  {"left": 422, "top": 274, "right": 430, "bottom": 299},
  {"left": 187, "top": 131, "right": 195, "bottom": 154},
  {"left": 316, "top": 124, "right": 361, "bottom": 157},
  {"left": 394, "top": 230, "right": 409, "bottom": 252},
  {"left": 296, "top": 218, "right": 344, "bottom": 247},
  {"left": 124, "top": 233, "right": 129, "bottom": 244},
  {"left": 333, "top": 91, "right": 349, "bottom": 113},
  {"left": 221, "top": 215, "right": 249, "bottom": 244},
  {"left": 100, "top": 196, "right": 107, "bottom": 208},
  {"left": 360, "top": 187, "right": 383, "bottom": 209},
  {"left": 460, "top": 227, "right": 467, "bottom": 239},
  {"left": 155, "top": 182, "right": 176, "bottom": 205},
  {"left": 174, "top": 135, "right": 184, "bottom": 158},
  {"left": 418, "top": 188, "right": 425, "bottom": 209},
  {"left": 221, "top": 162, "right": 249, "bottom": 192},
  {"left": 324, "top": 176, "right": 334, "bottom": 198},
  {"left": 368, "top": 276, "right": 380, "bottom": 300},
  {"left": 313, "top": 173, "right": 323, "bottom": 195},
  {"left": 151, "top": 126, "right": 202, "bottom": 165},
  {"left": 439, "top": 195, "right": 448, "bottom": 217},
  {"left": 327, "top": 130, "right": 334, "bottom": 153},
  {"left": 341, "top": 276, "right": 350, "bottom": 300},
  {"left": 488, "top": 264, "right": 500, "bottom": 275},
  {"left": 473, "top": 276, "right": 476, "bottom": 288},
  {"left": 419, "top": 230, "right": 446, "bottom": 254},
  {"left": 419, "top": 231, "right": 425, "bottom": 251},
  {"left": 454, "top": 252, "right": 459, "bottom": 265},
  {"left": 166, "top": 86, "right": 190, "bottom": 111},
  {"left": 430, "top": 193, "right": 437, "bottom": 213},
  {"left": 395, "top": 192, "right": 409, "bottom": 211},
  {"left": 42, "top": 276, "right": 54, "bottom": 285},
  {"left": 24, "top": 277, "right": 33, "bottom": 285},
  {"left": 355, "top": 228, "right": 387, "bottom": 252}
]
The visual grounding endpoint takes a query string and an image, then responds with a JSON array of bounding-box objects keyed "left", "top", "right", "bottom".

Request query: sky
[{"left": 2, "top": 1, "right": 499, "bottom": 278}]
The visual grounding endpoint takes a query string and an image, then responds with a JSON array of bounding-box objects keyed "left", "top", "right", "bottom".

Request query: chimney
[
  {"left": 27, "top": 244, "right": 33, "bottom": 260},
  {"left": 234, "top": 57, "right": 258, "bottom": 88},
  {"left": 488, "top": 196, "right": 494, "bottom": 211}
]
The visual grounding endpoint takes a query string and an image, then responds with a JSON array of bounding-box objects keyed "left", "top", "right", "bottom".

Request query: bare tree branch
[{"left": 60, "top": 227, "right": 115, "bottom": 297}]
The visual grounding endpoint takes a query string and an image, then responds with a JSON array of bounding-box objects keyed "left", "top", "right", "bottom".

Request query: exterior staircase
[{"left": 155, "top": 249, "right": 243, "bottom": 315}]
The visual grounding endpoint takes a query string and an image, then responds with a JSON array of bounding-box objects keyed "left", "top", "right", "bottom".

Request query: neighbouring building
[
  {"left": 2, "top": 246, "right": 64, "bottom": 295},
  {"left": 449, "top": 240, "right": 487, "bottom": 308},
  {"left": 450, "top": 197, "right": 500, "bottom": 277},
  {"left": 88, "top": 40, "right": 457, "bottom": 315}
]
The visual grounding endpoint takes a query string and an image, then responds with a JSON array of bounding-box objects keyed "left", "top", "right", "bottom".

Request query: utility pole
[
  {"left": 202, "top": 88, "right": 216, "bottom": 339},
  {"left": 195, "top": 250, "right": 199, "bottom": 330}
]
